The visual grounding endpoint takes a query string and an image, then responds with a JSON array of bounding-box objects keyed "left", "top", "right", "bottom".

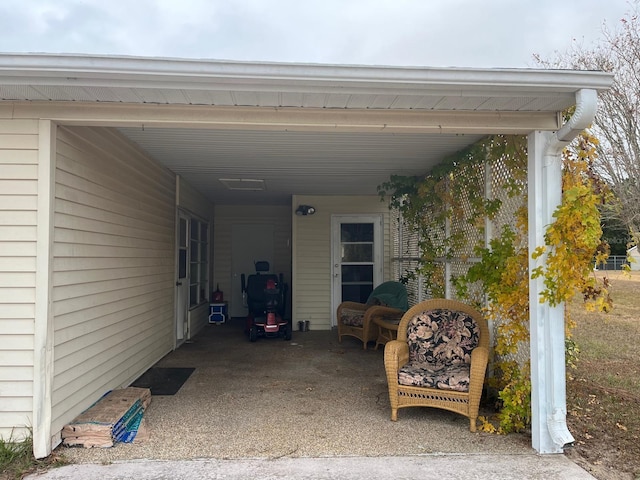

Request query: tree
[
  {"left": 535, "top": 1, "right": 640, "bottom": 244},
  {"left": 601, "top": 214, "right": 632, "bottom": 255}
]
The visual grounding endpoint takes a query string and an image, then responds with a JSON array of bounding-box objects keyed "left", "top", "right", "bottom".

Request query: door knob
[{"left": 176, "top": 281, "right": 182, "bottom": 286}]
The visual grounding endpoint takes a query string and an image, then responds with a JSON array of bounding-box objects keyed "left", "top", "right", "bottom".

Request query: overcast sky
[{"left": 0, "top": 0, "right": 634, "bottom": 68}]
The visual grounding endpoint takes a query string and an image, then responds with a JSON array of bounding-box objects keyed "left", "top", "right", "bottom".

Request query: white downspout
[
  {"left": 528, "top": 89, "right": 598, "bottom": 453},
  {"left": 550, "top": 89, "right": 598, "bottom": 149}
]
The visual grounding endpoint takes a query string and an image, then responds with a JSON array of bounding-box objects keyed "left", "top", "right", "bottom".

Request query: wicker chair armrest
[
  {"left": 469, "top": 345, "right": 490, "bottom": 388},
  {"left": 383, "top": 340, "right": 409, "bottom": 371},
  {"left": 337, "top": 301, "right": 368, "bottom": 313}
]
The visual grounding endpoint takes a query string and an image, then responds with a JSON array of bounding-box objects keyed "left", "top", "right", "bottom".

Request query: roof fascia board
[
  {"left": 0, "top": 53, "right": 614, "bottom": 95},
  {"left": 0, "top": 101, "right": 562, "bottom": 134}
]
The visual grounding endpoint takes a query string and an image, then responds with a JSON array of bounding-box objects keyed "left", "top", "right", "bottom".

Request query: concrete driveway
[{"left": 32, "top": 321, "right": 594, "bottom": 479}]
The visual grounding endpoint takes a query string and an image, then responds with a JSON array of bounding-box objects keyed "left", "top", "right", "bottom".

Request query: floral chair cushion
[
  {"left": 341, "top": 308, "right": 366, "bottom": 327},
  {"left": 397, "top": 309, "right": 480, "bottom": 392},
  {"left": 398, "top": 362, "right": 471, "bottom": 392},
  {"left": 407, "top": 309, "right": 479, "bottom": 366}
]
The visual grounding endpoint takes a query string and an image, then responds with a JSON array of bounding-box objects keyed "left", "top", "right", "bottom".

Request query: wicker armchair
[
  {"left": 337, "top": 281, "right": 408, "bottom": 350},
  {"left": 384, "top": 298, "right": 489, "bottom": 432}
]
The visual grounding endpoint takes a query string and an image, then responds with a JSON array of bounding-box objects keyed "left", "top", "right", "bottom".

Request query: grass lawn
[{"left": 565, "top": 270, "right": 640, "bottom": 480}]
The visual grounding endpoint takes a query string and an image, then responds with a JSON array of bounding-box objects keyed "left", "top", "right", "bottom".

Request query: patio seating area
[{"left": 60, "top": 319, "right": 532, "bottom": 463}]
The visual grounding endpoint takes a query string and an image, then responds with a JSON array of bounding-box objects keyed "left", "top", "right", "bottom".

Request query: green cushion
[{"left": 365, "top": 281, "right": 408, "bottom": 311}]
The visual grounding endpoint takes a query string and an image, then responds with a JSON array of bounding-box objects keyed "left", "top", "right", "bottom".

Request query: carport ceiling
[
  {"left": 116, "top": 127, "right": 485, "bottom": 206},
  {"left": 0, "top": 54, "right": 614, "bottom": 206}
]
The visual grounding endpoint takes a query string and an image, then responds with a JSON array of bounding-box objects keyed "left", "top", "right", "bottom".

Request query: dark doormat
[{"left": 131, "top": 367, "right": 195, "bottom": 395}]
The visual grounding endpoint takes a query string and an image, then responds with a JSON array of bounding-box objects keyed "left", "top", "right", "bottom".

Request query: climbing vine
[
  {"left": 531, "top": 130, "right": 613, "bottom": 314},
  {"left": 379, "top": 131, "right": 611, "bottom": 434}
]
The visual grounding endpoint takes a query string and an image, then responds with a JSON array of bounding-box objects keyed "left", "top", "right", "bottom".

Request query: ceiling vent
[{"left": 219, "top": 178, "right": 266, "bottom": 191}]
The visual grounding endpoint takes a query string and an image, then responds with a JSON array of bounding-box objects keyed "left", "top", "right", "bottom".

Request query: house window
[{"left": 189, "top": 218, "right": 209, "bottom": 307}]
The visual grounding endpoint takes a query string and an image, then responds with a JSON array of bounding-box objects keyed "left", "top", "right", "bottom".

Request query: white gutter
[
  {"left": 535, "top": 88, "right": 598, "bottom": 451},
  {"left": 0, "top": 53, "right": 614, "bottom": 95}
]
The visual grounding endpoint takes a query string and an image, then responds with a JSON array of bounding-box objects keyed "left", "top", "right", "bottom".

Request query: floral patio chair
[{"left": 383, "top": 298, "right": 489, "bottom": 431}]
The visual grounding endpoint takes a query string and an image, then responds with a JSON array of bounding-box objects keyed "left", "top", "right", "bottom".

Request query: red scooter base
[{"left": 247, "top": 313, "right": 291, "bottom": 342}]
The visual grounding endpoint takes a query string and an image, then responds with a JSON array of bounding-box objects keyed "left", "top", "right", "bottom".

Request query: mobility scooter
[{"left": 241, "top": 261, "right": 291, "bottom": 342}]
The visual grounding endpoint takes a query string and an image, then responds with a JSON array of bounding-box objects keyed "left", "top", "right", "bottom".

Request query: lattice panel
[
  {"left": 487, "top": 155, "right": 529, "bottom": 368},
  {"left": 389, "top": 141, "right": 531, "bottom": 374},
  {"left": 490, "top": 156, "right": 527, "bottom": 240},
  {"left": 448, "top": 161, "right": 486, "bottom": 259}
]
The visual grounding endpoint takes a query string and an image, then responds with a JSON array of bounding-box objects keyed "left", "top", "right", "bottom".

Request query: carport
[{"left": 0, "top": 54, "right": 613, "bottom": 457}]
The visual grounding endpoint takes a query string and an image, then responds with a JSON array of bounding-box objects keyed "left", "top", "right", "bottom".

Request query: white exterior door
[
  {"left": 175, "top": 212, "right": 189, "bottom": 346},
  {"left": 331, "top": 215, "right": 383, "bottom": 326}
]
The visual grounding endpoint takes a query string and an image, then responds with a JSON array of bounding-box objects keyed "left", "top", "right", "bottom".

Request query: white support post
[
  {"left": 527, "top": 130, "right": 574, "bottom": 454},
  {"left": 528, "top": 89, "right": 598, "bottom": 454},
  {"left": 33, "top": 120, "right": 56, "bottom": 458}
]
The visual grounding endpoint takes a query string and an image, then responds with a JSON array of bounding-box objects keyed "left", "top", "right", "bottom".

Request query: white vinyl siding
[
  {"left": 292, "top": 196, "right": 391, "bottom": 330},
  {"left": 0, "top": 119, "right": 39, "bottom": 440},
  {"left": 177, "top": 175, "right": 212, "bottom": 221},
  {"left": 50, "top": 126, "right": 176, "bottom": 435}
]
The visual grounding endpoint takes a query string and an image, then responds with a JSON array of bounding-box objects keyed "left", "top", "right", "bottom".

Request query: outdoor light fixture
[{"left": 295, "top": 205, "right": 316, "bottom": 216}]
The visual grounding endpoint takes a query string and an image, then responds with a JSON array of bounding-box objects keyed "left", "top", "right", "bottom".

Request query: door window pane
[
  {"left": 179, "top": 218, "right": 187, "bottom": 247},
  {"left": 178, "top": 250, "right": 187, "bottom": 279},
  {"left": 341, "top": 265, "right": 374, "bottom": 283},
  {"left": 341, "top": 284, "right": 374, "bottom": 303},
  {"left": 341, "top": 223, "right": 373, "bottom": 242},
  {"left": 341, "top": 265, "right": 373, "bottom": 303},
  {"left": 341, "top": 244, "right": 373, "bottom": 262}
]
